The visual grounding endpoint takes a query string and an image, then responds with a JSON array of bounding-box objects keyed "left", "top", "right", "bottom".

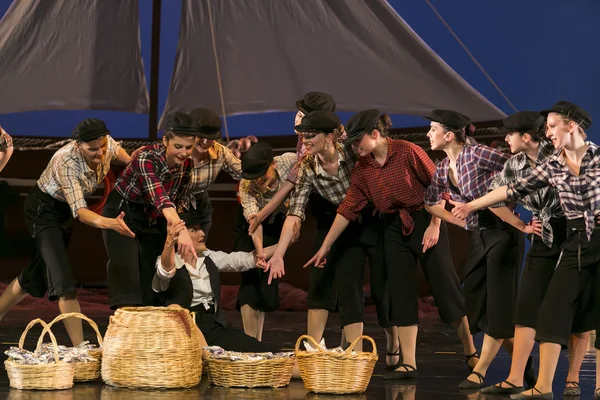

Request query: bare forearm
[
  {"left": 261, "top": 181, "right": 294, "bottom": 218},
  {"left": 0, "top": 147, "right": 14, "bottom": 173},
  {"left": 273, "top": 216, "right": 301, "bottom": 258},
  {"left": 262, "top": 244, "right": 277, "bottom": 259},
  {"left": 251, "top": 225, "right": 265, "bottom": 254},
  {"left": 429, "top": 200, "right": 444, "bottom": 227},
  {"left": 425, "top": 204, "right": 466, "bottom": 229},
  {"left": 161, "top": 238, "right": 176, "bottom": 272},
  {"left": 490, "top": 206, "right": 526, "bottom": 231},
  {"left": 77, "top": 208, "right": 114, "bottom": 230},
  {"left": 116, "top": 148, "right": 131, "bottom": 165},
  {"left": 162, "top": 207, "right": 182, "bottom": 225},
  {"left": 470, "top": 186, "right": 510, "bottom": 211},
  {"left": 321, "top": 214, "right": 350, "bottom": 251}
]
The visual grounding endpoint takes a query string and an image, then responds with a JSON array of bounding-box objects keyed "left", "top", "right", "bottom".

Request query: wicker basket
[
  {"left": 101, "top": 306, "right": 203, "bottom": 389},
  {"left": 295, "top": 335, "right": 378, "bottom": 394},
  {"left": 5, "top": 318, "right": 75, "bottom": 390},
  {"left": 37, "top": 312, "right": 103, "bottom": 382},
  {"left": 205, "top": 354, "right": 295, "bottom": 388}
]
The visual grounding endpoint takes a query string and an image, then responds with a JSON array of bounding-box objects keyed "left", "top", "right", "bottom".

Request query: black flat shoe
[
  {"left": 510, "top": 387, "right": 553, "bottom": 399},
  {"left": 458, "top": 371, "right": 484, "bottom": 389},
  {"left": 383, "top": 364, "right": 418, "bottom": 380},
  {"left": 524, "top": 356, "right": 537, "bottom": 388},
  {"left": 465, "top": 351, "right": 479, "bottom": 373},
  {"left": 563, "top": 381, "right": 580, "bottom": 396},
  {"left": 385, "top": 347, "right": 401, "bottom": 371},
  {"left": 481, "top": 380, "right": 525, "bottom": 394}
]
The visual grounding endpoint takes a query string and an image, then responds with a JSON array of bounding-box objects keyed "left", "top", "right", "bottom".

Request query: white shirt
[{"left": 152, "top": 249, "right": 256, "bottom": 309}]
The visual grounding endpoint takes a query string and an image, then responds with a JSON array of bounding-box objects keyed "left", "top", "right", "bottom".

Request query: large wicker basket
[
  {"left": 205, "top": 355, "right": 295, "bottom": 388},
  {"left": 37, "top": 312, "right": 103, "bottom": 382},
  {"left": 101, "top": 306, "right": 203, "bottom": 389},
  {"left": 5, "top": 318, "right": 75, "bottom": 390},
  {"left": 295, "top": 335, "right": 378, "bottom": 394}
]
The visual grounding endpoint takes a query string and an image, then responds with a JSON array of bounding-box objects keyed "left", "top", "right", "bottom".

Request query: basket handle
[
  {"left": 294, "top": 334, "right": 325, "bottom": 352},
  {"left": 18, "top": 318, "right": 61, "bottom": 364},
  {"left": 35, "top": 312, "right": 103, "bottom": 351},
  {"left": 346, "top": 335, "right": 377, "bottom": 355}
]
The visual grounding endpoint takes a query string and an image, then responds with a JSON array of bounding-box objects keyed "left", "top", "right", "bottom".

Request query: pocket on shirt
[{"left": 549, "top": 172, "right": 571, "bottom": 191}]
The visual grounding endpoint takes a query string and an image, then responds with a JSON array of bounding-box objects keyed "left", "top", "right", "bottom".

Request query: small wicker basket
[
  {"left": 5, "top": 318, "right": 75, "bottom": 390},
  {"left": 101, "top": 306, "right": 203, "bottom": 389},
  {"left": 295, "top": 335, "right": 378, "bottom": 394},
  {"left": 36, "top": 312, "right": 103, "bottom": 382},
  {"left": 205, "top": 355, "right": 295, "bottom": 388}
]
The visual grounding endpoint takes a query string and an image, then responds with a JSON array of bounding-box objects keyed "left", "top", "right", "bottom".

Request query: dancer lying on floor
[{"left": 152, "top": 210, "right": 290, "bottom": 355}]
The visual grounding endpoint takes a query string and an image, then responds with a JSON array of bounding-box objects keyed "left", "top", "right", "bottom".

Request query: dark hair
[
  {"left": 373, "top": 114, "right": 393, "bottom": 137},
  {"left": 439, "top": 123, "right": 475, "bottom": 144},
  {"left": 514, "top": 122, "right": 546, "bottom": 143}
]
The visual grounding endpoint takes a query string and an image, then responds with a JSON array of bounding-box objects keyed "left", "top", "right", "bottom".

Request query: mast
[{"left": 148, "top": 0, "right": 162, "bottom": 141}]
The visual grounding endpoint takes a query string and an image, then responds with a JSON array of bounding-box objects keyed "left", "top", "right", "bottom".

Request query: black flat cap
[
  {"left": 241, "top": 142, "right": 274, "bottom": 180},
  {"left": 72, "top": 118, "right": 110, "bottom": 142},
  {"left": 294, "top": 111, "right": 341, "bottom": 134},
  {"left": 296, "top": 92, "right": 336, "bottom": 114},
  {"left": 425, "top": 110, "right": 472, "bottom": 130},
  {"left": 344, "top": 109, "right": 381, "bottom": 144},
  {"left": 502, "top": 111, "right": 545, "bottom": 134},
  {"left": 178, "top": 211, "right": 204, "bottom": 228},
  {"left": 189, "top": 108, "right": 222, "bottom": 139},
  {"left": 541, "top": 101, "right": 592, "bottom": 130},
  {"left": 164, "top": 112, "right": 201, "bottom": 135}
]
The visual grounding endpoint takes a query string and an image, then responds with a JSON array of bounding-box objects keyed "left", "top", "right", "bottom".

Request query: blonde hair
[{"left": 558, "top": 115, "right": 587, "bottom": 140}]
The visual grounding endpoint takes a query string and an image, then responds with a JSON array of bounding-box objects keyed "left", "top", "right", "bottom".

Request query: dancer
[
  {"left": 0, "top": 126, "right": 14, "bottom": 173},
  {"left": 234, "top": 142, "right": 297, "bottom": 339},
  {"left": 0, "top": 118, "right": 133, "bottom": 345},
  {"left": 423, "top": 110, "right": 526, "bottom": 389},
  {"left": 452, "top": 102, "right": 599, "bottom": 399},
  {"left": 481, "top": 111, "right": 593, "bottom": 396},
  {"left": 102, "top": 112, "right": 200, "bottom": 309},
  {"left": 186, "top": 108, "right": 242, "bottom": 237},
  {"left": 306, "top": 109, "right": 477, "bottom": 379}
]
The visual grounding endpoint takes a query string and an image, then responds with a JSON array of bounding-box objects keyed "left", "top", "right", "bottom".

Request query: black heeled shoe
[
  {"left": 458, "top": 371, "right": 485, "bottom": 389},
  {"left": 464, "top": 351, "right": 479, "bottom": 373},
  {"left": 383, "top": 364, "right": 418, "bottom": 380},
  {"left": 385, "top": 348, "right": 401, "bottom": 371}
]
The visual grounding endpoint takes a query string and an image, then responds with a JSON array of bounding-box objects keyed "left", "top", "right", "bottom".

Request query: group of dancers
[{"left": 0, "top": 93, "right": 597, "bottom": 398}]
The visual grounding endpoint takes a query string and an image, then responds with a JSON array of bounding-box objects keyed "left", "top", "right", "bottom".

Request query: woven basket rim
[{"left": 206, "top": 357, "right": 296, "bottom": 365}]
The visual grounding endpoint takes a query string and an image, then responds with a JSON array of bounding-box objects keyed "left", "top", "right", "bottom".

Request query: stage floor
[{"left": 0, "top": 310, "right": 596, "bottom": 399}]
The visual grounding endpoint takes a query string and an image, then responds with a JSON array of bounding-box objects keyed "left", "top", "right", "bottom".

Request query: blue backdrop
[{"left": 1, "top": 0, "right": 598, "bottom": 139}]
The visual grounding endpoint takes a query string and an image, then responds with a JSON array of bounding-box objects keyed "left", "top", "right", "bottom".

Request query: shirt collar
[
  {"left": 553, "top": 141, "right": 596, "bottom": 167},
  {"left": 74, "top": 142, "right": 103, "bottom": 176},
  {"left": 315, "top": 143, "right": 345, "bottom": 176},
  {"left": 367, "top": 137, "right": 396, "bottom": 168}
]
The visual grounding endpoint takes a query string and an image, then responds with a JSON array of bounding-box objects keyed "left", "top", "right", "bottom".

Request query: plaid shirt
[
  {"left": 38, "top": 136, "right": 121, "bottom": 218},
  {"left": 0, "top": 130, "right": 13, "bottom": 152},
  {"left": 288, "top": 143, "right": 358, "bottom": 221},
  {"left": 286, "top": 131, "right": 348, "bottom": 184},
  {"left": 489, "top": 140, "right": 562, "bottom": 247},
  {"left": 425, "top": 144, "right": 510, "bottom": 230},
  {"left": 507, "top": 141, "right": 600, "bottom": 241},
  {"left": 239, "top": 152, "right": 298, "bottom": 221},
  {"left": 338, "top": 138, "right": 435, "bottom": 235},
  {"left": 115, "top": 143, "right": 192, "bottom": 222},
  {"left": 184, "top": 142, "right": 242, "bottom": 209}
]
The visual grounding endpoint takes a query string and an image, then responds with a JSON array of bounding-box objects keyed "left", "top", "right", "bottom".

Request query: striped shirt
[
  {"left": 239, "top": 152, "right": 298, "bottom": 221},
  {"left": 38, "top": 136, "right": 121, "bottom": 218},
  {"left": 507, "top": 141, "right": 600, "bottom": 241},
  {"left": 287, "top": 143, "right": 358, "bottom": 221},
  {"left": 286, "top": 131, "right": 348, "bottom": 184},
  {"left": 489, "top": 139, "right": 562, "bottom": 247}
]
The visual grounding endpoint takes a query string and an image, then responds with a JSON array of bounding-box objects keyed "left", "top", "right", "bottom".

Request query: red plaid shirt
[
  {"left": 337, "top": 138, "right": 436, "bottom": 235},
  {"left": 115, "top": 143, "right": 193, "bottom": 222}
]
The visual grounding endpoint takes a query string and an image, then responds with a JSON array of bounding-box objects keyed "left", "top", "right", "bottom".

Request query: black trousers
[
  {"left": 161, "top": 267, "right": 279, "bottom": 353},
  {"left": 514, "top": 217, "right": 594, "bottom": 333},
  {"left": 380, "top": 209, "right": 466, "bottom": 327},
  {"left": 18, "top": 185, "right": 76, "bottom": 301},
  {"left": 233, "top": 205, "right": 283, "bottom": 312},
  {"left": 535, "top": 219, "right": 600, "bottom": 348},
  {"left": 462, "top": 214, "right": 523, "bottom": 338},
  {"left": 102, "top": 190, "right": 167, "bottom": 309}
]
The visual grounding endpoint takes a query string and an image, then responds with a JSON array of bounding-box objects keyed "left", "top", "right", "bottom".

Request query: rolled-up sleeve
[
  {"left": 337, "top": 169, "right": 369, "bottom": 222},
  {"left": 424, "top": 164, "right": 448, "bottom": 206},
  {"left": 287, "top": 163, "right": 312, "bottom": 220},
  {"left": 239, "top": 180, "right": 261, "bottom": 221},
  {"left": 507, "top": 162, "right": 551, "bottom": 201}
]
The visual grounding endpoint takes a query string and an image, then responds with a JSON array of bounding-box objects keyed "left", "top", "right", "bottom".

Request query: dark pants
[
  {"left": 102, "top": 190, "right": 166, "bottom": 309},
  {"left": 162, "top": 267, "right": 279, "bottom": 353},
  {"left": 514, "top": 217, "right": 594, "bottom": 333},
  {"left": 18, "top": 185, "right": 76, "bottom": 301},
  {"left": 535, "top": 219, "right": 600, "bottom": 348},
  {"left": 463, "top": 214, "right": 524, "bottom": 338},
  {"left": 380, "top": 209, "right": 466, "bottom": 327},
  {"left": 233, "top": 205, "right": 283, "bottom": 312}
]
